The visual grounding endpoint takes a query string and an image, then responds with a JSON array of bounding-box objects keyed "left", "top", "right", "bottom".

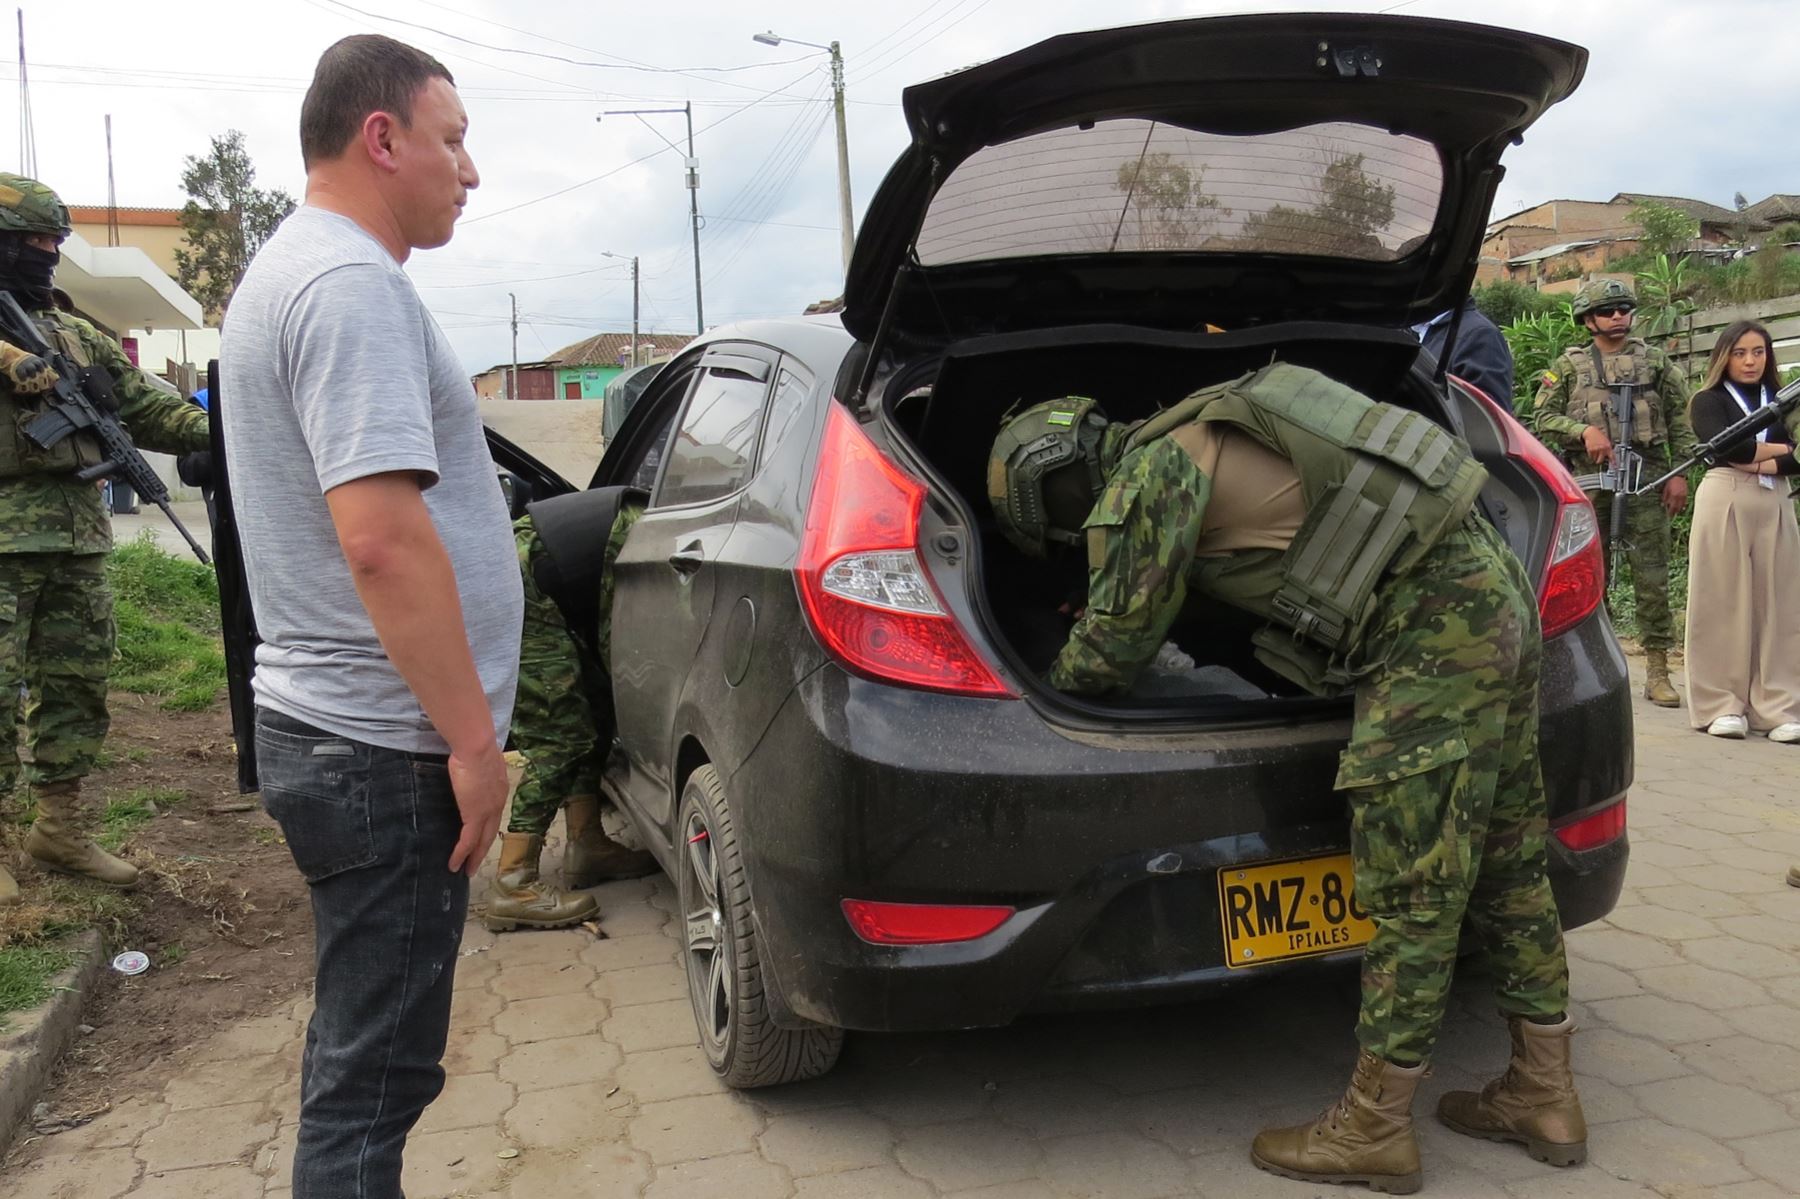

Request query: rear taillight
[
  {"left": 1465, "top": 387, "right": 1606, "bottom": 640},
  {"left": 796, "top": 404, "right": 1013, "bottom": 698},
  {"left": 1553, "top": 798, "right": 1626, "bottom": 851},
  {"left": 841, "top": 898, "right": 1016, "bottom": 945}
]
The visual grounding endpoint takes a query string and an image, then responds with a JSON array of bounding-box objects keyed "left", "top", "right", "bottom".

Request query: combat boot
[
  {"left": 1437, "top": 1015, "right": 1586, "bottom": 1166},
  {"left": 23, "top": 780, "right": 138, "bottom": 888},
  {"left": 487, "top": 832, "right": 598, "bottom": 932},
  {"left": 1251, "top": 1050, "right": 1425, "bottom": 1194},
  {"left": 1644, "top": 650, "right": 1680, "bottom": 708},
  {"left": 562, "top": 794, "right": 656, "bottom": 888}
]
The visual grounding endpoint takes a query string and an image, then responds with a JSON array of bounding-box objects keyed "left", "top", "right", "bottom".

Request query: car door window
[
  {"left": 756, "top": 364, "right": 814, "bottom": 471},
  {"left": 653, "top": 362, "right": 771, "bottom": 508}
]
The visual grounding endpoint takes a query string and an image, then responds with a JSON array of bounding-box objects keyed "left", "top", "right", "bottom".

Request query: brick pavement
[{"left": 3, "top": 674, "right": 1796, "bottom": 1198}]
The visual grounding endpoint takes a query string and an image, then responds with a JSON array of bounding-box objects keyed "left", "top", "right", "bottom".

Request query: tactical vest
[
  {"left": 0, "top": 314, "right": 105, "bottom": 481},
  {"left": 1126, "top": 363, "right": 1488, "bottom": 693},
  {"left": 1566, "top": 339, "right": 1666, "bottom": 448}
]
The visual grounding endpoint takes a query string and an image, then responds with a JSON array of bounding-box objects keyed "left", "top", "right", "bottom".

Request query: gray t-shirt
[{"left": 220, "top": 206, "right": 523, "bottom": 753}]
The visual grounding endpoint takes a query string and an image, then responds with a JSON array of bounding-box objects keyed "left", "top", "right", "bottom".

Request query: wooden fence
[{"left": 1663, "top": 292, "right": 1800, "bottom": 379}]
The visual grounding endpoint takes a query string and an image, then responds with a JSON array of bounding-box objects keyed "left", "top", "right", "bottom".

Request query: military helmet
[
  {"left": 987, "top": 397, "right": 1112, "bottom": 558},
  {"left": 1570, "top": 277, "right": 1636, "bottom": 319},
  {"left": 0, "top": 173, "right": 71, "bottom": 239}
]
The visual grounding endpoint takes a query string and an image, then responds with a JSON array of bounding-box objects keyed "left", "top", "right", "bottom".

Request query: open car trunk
[{"left": 877, "top": 321, "right": 1517, "bottom": 714}]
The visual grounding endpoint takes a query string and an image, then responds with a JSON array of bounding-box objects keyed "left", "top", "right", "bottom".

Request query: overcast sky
[{"left": 17, "top": 0, "right": 1795, "bottom": 373}]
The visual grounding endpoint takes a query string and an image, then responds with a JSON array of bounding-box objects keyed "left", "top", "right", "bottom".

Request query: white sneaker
[
  {"left": 1768, "top": 723, "right": 1800, "bottom": 744},
  {"left": 1706, "top": 715, "right": 1748, "bottom": 739}
]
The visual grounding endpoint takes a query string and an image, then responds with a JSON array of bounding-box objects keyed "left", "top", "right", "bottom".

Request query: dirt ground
[{"left": 14, "top": 694, "right": 314, "bottom": 1132}]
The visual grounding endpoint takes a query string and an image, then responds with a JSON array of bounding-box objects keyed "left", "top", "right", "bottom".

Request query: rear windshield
[{"left": 915, "top": 119, "right": 1441, "bottom": 266}]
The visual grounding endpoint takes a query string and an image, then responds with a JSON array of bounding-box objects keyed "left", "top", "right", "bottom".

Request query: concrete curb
[{"left": 0, "top": 929, "right": 107, "bottom": 1161}]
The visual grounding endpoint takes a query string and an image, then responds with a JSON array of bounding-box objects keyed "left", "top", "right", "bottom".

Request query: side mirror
[{"left": 498, "top": 472, "right": 534, "bottom": 519}]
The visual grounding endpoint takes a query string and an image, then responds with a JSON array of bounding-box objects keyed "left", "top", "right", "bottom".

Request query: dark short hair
[{"left": 299, "top": 35, "right": 455, "bottom": 170}]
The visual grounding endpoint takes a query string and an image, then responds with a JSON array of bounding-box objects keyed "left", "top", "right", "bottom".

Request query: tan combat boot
[
  {"left": 23, "top": 780, "right": 138, "bottom": 888},
  {"left": 486, "top": 832, "right": 598, "bottom": 932},
  {"left": 1251, "top": 1050, "right": 1425, "bottom": 1194},
  {"left": 1437, "top": 1015, "right": 1587, "bottom": 1166},
  {"left": 1787, "top": 863, "right": 1800, "bottom": 888},
  {"left": 562, "top": 794, "right": 656, "bottom": 888},
  {"left": 1644, "top": 650, "right": 1680, "bottom": 708}
]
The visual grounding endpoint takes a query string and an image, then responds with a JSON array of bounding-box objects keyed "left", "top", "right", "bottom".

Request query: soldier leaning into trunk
[
  {"left": 988, "top": 364, "right": 1585, "bottom": 1194},
  {"left": 0, "top": 173, "right": 209, "bottom": 907},
  {"left": 1531, "top": 277, "right": 1697, "bottom": 708},
  {"left": 489, "top": 505, "right": 656, "bottom": 931}
]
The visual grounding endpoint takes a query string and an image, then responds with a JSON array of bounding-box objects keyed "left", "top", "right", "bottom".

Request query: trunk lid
[{"left": 842, "top": 13, "right": 1585, "bottom": 345}]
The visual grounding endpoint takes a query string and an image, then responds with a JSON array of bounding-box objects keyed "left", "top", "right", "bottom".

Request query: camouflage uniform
[
  {"left": 1048, "top": 433, "right": 1568, "bottom": 1066},
  {"left": 507, "top": 502, "right": 642, "bottom": 836},
  {"left": 1530, "top": 337, "right": 1697, "bottom": 652},
  {"left": 2, "top": 308, "right": 210, "bottom": 795}
]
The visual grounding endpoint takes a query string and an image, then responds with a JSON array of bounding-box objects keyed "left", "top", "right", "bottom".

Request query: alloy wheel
[{"left": 680, "top": 807, "right": 733, "bottom": 1055}]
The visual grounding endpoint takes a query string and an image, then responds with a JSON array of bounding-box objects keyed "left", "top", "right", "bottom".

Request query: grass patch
[
  {"left": 0, "top": 943, "right": 75, "bottom": 1027},
  {"left": 107, "top": 534, "right": 226, "bottom": 711},
  {"left": 94, "top": 786, "right": 185, "bottom": 852}
]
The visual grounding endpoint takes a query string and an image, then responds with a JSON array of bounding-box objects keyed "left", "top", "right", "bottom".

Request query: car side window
[
  {"left": 599, "top": 366, "right": 694, "bottom": 493},
  {"left": 756, "top": 365, "right": 814, "bottom": 471},
  {"left": 653, "top": 364, "right": 771, "bottom": 508}
]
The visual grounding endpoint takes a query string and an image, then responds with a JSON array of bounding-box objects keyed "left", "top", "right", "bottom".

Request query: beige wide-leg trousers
[{"left": 1685, "top": 468, "right": 1800, "bottom": 730}]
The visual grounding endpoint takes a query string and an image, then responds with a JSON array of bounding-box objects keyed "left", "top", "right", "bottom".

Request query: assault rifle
[
  {"left": 0, "top": 290, "right": 210, "bottom": 564},
  {"left": 1638, "top": 376, "right": 1800, "bottom": 495},
  {"left": 1570, "top": 346, "right": 1645, "bottom": 581}
]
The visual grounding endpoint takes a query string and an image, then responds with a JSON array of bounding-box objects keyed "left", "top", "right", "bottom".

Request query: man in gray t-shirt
[{"left": 219, "top": 35, "right": 520, "bottom": 1198}]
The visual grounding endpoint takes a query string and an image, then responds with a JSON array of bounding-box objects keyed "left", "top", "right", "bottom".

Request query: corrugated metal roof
[{"left": 1611, "top": 192, "right": 1772, "bottom": 230}]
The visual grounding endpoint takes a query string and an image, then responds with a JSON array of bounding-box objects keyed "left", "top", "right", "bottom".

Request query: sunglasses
[{"left": 1590, "top": 305, "right": 1634, "bottom": 319}]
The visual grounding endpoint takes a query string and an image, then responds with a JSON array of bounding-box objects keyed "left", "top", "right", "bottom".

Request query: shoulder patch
[{"left": 1541, "top": 371, "right": 1558, "bottom": 386}]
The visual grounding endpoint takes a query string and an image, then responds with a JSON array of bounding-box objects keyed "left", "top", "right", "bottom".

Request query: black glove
[{"left": 176, "top": 450, "right": 214, "bottom": 489}]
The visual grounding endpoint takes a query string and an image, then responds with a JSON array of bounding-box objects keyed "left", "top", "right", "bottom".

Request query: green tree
[
  {"left": 172, "top": 130, "right": 296, "bottom": 320},
  {"left": 1110, "top": 152, "right": 1225, "bottom": 249},
  {"left": 1500, "top": 301, "right": 1580, "bottom": 416},
  {"left": 1236, "top": 153, "right": 1397, "bottom": 256},
  {"left": 1472, "top": 280, "right": 1556, "bottom": 327},
  {"left": 1633, "top": 255, "right": 1697, "bottom": 343},
  {"left": 1627, "top": 200, "right": 1700, "bottom": 259}
]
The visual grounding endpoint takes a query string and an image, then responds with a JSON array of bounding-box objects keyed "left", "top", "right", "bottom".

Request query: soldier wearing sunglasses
[{"left": 1531, "top": 278, "right": 1698, "bottom": 707}]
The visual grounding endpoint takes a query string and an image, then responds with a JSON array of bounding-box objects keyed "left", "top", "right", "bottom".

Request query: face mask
[{"left": 1, "top": 241, "right": 58, "bottom": 306}]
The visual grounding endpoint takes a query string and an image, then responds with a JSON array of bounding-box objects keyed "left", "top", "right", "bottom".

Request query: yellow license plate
[{"left": 1218, "top": 853, "right": 1376, "bottom": 968}]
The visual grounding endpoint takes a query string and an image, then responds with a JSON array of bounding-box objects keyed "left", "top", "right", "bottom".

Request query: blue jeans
[{"left": 255, "top": 708, "right": 469, "bottom": 1199}]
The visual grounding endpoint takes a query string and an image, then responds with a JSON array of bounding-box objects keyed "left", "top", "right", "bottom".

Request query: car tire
[{"left": 676, "top": 764, "right": 844, "bottom": 1087}]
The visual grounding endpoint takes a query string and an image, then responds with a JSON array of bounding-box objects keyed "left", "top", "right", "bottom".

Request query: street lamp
[
  {"left": 600, "top": 251, "right": 641, "bottom": 367},
  {"left": 599, "top": 104, "right": 704, "bottom": 335},
  {"left": 753, "top": 31, "right": 854, "bottom": 274}
]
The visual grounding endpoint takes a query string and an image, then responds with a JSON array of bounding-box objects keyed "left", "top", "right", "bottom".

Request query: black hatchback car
[{"left": 215, "top": 14, "right": 1629, "bottom": 1090}]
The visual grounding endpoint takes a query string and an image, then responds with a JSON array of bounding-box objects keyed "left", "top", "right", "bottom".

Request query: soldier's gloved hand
[
  {"left": 0, "top": 342, "right": 57, "bottom": 394},
  {"left": 1581, "top": 426, "right": 1614, "bottom": 465},
  {"left": 1661, "top": 474, "right": 1689, "bottom": 516}
]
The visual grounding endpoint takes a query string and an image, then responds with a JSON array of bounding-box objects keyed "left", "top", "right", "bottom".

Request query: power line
[
  {"left": 461, "top": 63, "right": 818, "bottom": 227},
  {"left": 853, "top": 0, "right": 995, "bottom": 85},
  {"left": 314, "top": 0, "right": 821, "bottom": 94}
]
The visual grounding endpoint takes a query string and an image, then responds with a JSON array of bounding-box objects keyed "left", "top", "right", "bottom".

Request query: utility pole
[
  {"left": 598, "top": 106, "right": 705, "bottom": 336},
  {"left": 17, "top": 9, "right": 37, "bottom": 176},
  {"left": 508, "top": 291, "right": 519, "bottom": 400},
  {"left": 104, "top": 115, "right": 119, "bottom": 246},
  {"left": 754, "top": 31, "right": 854, "bottom": 274},
  {"left": 601, "top": 250, "right": 642, "bottom": 367},
  {"left": 630, "top": 255, "right": 640, "bottom": 367},
  {"left": 683, "top": 102, "right": 703, "bottom": 335},
  {"left": 827, "top": 43, "right": 852, "bottom": 273}
]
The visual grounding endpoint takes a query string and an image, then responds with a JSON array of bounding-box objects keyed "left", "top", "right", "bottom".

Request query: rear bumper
[{"left": 732, "top": 618, "right": 1631, "bottom": 1032}]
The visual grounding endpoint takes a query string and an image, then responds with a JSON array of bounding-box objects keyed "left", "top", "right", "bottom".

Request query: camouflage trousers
[
  {"left": 508, "top": 521, "right": 608, "bottom": 837},
  {"left": 0, "top": 551, "right": 114, "bottom": 795},
  {"left": 1338, "top": 519, "right": 1570, "bottom": 1065},
  {"left": 1590, "top": 490, "right": 1674, "bottom": 652}
]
